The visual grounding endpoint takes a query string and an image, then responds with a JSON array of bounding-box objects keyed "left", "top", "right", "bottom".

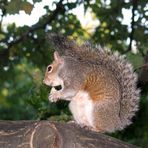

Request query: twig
[
  {"left": 124, "top": 0, "right": 138, "bottom": 53},
  {"left": 134, "top": 63, "right": 148, "bottom": 72}
]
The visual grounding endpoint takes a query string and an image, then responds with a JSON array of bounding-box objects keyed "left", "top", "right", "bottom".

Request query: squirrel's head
[{"left": 43, "top": 51, "right": 64, "bottom": 88}]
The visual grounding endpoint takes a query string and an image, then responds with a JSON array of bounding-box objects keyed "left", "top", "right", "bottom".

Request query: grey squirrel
[{"left": 43, "top": 34, "right": 140, "bottom": 133}]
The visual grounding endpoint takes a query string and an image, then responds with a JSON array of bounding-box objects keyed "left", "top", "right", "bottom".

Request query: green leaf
[
  {"left": 33, "top": 0, "right": 42, "bottom": 3},
  {"left": 126, "top": 52, "right": 143, "bottom": 69},
  {"left": 6, "top": 0, "right": 33, "bottom": 15},
  {"left": 20, "top": 1, "right": 33, "bottom": 14},
  {"left": 66, "top": 2, "right": 77, "bottom": 10}
]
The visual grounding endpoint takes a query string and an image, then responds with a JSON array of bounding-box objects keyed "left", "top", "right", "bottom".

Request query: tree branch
[
  {"left": 138, "top": 52, "right": 148, "bottom": 87},
  {"left": 0, "top": 120, "right": 138, "bottom": 148},
  {"left": 126, "top": 0, "right": 138, "bottom": 53},
  {"left": 0, "top": 0, "right": 65, "bottom": 58}
]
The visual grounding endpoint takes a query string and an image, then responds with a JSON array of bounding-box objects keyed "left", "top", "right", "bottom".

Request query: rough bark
[{"left": 0, "top": 120, "right": 137, "bottom": 148}]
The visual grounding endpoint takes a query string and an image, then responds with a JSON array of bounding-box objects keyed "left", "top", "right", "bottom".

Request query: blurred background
[{"left": 0, "top": 0, "right": 147, "bottom": 147}]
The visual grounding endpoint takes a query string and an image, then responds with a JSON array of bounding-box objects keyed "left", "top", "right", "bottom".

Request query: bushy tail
[
  {"left": 47, "top": 33, "right": 140, "bottom": 128},
  {"left": 93, "top": 47, "right": 140, "bottom": 129}
]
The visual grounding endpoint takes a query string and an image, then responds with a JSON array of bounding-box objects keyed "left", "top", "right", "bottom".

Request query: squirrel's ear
[{"left": 54, "top": 51, "right": 63, "bottom": 63}]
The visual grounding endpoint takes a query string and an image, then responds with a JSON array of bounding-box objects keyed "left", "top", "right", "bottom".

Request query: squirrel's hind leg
[{"left": 93, "top": 99, "right": 121, "bottom": 133}]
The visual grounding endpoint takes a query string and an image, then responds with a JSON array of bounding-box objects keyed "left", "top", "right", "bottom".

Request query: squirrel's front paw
[{"left": 48, "top": 92, "right": 61, "bottom": 102}]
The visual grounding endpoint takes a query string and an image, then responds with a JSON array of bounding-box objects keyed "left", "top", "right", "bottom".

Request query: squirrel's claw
[{"left": 49, "top": 92, "right": 61, "bottom": 102}]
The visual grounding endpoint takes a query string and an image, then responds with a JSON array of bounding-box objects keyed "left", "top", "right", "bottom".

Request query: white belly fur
[{"left": 69, "top": 90, "right": 94, "bottom": 127}]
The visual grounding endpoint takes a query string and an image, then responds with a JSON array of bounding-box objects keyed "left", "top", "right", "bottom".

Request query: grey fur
[{"left": 47, "top": 33, "right": 140, "bottom": 131}]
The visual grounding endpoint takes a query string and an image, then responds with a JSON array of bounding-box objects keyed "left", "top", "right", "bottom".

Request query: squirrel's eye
[{"left": 47, "top": 65, "right": 52, "bottom": 72}]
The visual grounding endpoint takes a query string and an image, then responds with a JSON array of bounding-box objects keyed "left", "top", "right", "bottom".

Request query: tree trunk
[{"left": 0, "top": 120, "right": 137, "bottom": 148}]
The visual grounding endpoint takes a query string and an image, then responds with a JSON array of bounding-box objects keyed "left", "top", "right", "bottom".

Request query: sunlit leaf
[
  {"left": 20, "top": 1, "right": 33, "bottom": 14},
  {"left": 6, "top": 0, "right": 33, "bottom": 14}
]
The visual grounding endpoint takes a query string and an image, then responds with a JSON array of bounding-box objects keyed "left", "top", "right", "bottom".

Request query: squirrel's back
[{"left": 47, "top": 34, "right": 140, "bottom": 131}]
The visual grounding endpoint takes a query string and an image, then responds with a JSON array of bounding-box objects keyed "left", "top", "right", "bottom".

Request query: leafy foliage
[
  {"left": 0, "top": 0, "right": 147, "bottom": 147},
  {"left": 6, "top": 0, "right": 33, "bottom": 14}
]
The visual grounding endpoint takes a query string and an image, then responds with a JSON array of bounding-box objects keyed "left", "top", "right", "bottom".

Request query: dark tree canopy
[{"left": 0, "top": 0, "right": 147, "bottom": 147}]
